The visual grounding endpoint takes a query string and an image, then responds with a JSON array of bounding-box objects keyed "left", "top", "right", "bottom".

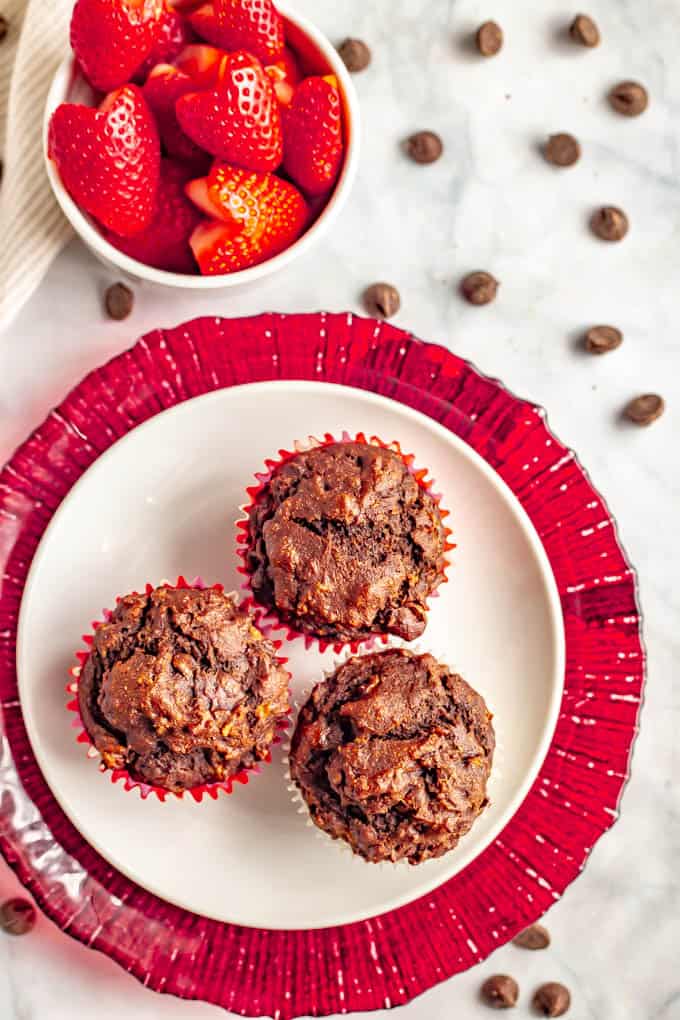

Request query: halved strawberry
[
  {"left": 70, "top": 0, "right": 166, "bottom": 91},
  {"left": 212, "top": 0, "right": 283, "bottom": 63},
  {"left": 186, "top": 2, "right": 231, "bottom": 47},
  {"left": 48, "top": 85, "right": 160, "bottom": 236},
  {"left": 175, "top": 43, "right": 229, "bottom": 87},
  {"left": 134, "top": 4, "right": 195, "bottom": 82},
  {"left": 282, "top": 75, "right": 343, "bottom": 195},
  {"left": 187, "top": 161, "right": 307, "bottom": 274},
  {"left": 176, "top": 50, "right": 282, "bottom": 169},
  {"left": 104, "top": 159, "right": 202, "bottom": 272},
  {"left": 142, "top": 63, "right": 208, "bottom": 164},
  {"left": 265, "top": 48, "right": 300, "bottom": 106}
]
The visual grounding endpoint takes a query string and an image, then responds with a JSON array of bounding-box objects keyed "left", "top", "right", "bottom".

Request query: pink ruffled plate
[{"left": 0, "top": 313, "right": 643, "bottom": 1017}]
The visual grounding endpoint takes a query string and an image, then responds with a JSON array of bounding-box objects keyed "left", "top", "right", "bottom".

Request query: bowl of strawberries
[{"left": 43, "top": 0, "right": 359, "bottom": 286}]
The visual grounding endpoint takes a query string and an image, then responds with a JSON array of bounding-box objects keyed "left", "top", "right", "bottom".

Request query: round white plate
[{"left": 17, "top": 380, "right": 564, "bottom": 930}]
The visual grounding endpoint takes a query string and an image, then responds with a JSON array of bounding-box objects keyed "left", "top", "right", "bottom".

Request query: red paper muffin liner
[
  {"left": 66, "top": 575, "right": 292, "bottom": 803},
  {"left": 236, "top": 431, "right": 454, "bottom": 654}
]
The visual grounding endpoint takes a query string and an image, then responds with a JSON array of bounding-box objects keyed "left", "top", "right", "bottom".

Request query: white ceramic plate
[{"left": 17, "top": 380, "right": 564, "bottom": 930}]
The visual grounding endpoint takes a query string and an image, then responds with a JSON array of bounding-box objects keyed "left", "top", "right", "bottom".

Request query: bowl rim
[{"left": 42, "top": 0, "right": 360, "bottom": 289}]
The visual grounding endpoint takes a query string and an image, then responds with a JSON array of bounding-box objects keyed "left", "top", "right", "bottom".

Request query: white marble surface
[{"left": 1, "top": 0, "right": 679, "bottom": 1016}]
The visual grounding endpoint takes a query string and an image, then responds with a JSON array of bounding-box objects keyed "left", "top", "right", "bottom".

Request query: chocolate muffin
[
  {"left": 246, "top": 441, "right": 448, "bottom": 643},
  {"left": 78, "top": 585, "right": 289, "bottom": 792},
  {"left": 289, "top": 649, "right": 494, "bottom": 864}
]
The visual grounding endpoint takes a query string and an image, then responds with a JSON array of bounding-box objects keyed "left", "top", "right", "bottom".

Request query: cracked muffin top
[
  {"left": 78, "top": 585, "right": 290, "bottom": 792},
  {"left": 245, "top": 441, "right": 448, "bottom": 644},
  {"left": 289, "top": 649, "right": 495, "bottom": 864}
]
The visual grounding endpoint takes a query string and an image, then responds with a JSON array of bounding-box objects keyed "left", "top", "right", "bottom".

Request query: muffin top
[
  {"left": 78, "top": 585, "right": 289, "bottom": 792},
  {"left": 289, "top": 649, "right": 495, "bottom": 864},
  {"left": 246, "top": 441, "right": 447, "bottom": 643}
]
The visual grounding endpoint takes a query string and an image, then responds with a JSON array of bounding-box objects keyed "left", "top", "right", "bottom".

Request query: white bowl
[{"left": 42, "top": 2, "right": 360, "bottom": 289}]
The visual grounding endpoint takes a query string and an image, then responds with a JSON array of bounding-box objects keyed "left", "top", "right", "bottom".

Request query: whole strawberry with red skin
[
  {"left": 142, "top": 64, "right": 208, "bottom": 164},
  {"left": 48, "top": 85, "right": 160, "bottom": 237},
  {"left": 104, "top": 160, "right": 202, "bottom": 272},
  {"left": 190, "top": 0, "right": 283, "bottom": 62},
  {"left": 187, "top": 161, "right": 307, "bottom": 274},
  {"left": 134, "top": 4, "right": 195, "bottom": 82},
  {"left": 176, "top": 50, "right": 282, "bottom": 170},
  {"left": 283, "top": 76, "right": 343, "bottom": 195},
  {"left": 70, "top": 0, "right": 166, "bottom": 91}
]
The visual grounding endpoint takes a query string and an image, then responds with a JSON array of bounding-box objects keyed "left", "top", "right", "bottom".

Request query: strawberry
[
  {"left": 142, "top": 64, "right": 208, "bottom": 164},
  {"left": 175, "top": 43, "right": 229, "bottom": 87},
  {"left": 186, "top": 2, "right": 232, "bottom": 47},
  {"left": 282, "top": 75, "right": 343, "bottom": 195},
  {"left": 70, "top": 0, "right": 166, "bottom": 92},
  {"left": 134, "top": 4, "right": 195, "bottom": 82},
  {"left": 176, "top": 50, "right": 282, "bottom": 170},
  {"left": 265, "top": 47, "right": 300, "bottom": 106},
  {"left": 187, "top": 161, "right": 307, "bottom": 273},
  {"left": 48, "top": 85, "right": 160, "bottom": 237},
  {"left": 213, "top": 0, "right": 283, "bottom": 63},
  {"left": 104, "top": 159, "right": 202, "bottom": 272}
]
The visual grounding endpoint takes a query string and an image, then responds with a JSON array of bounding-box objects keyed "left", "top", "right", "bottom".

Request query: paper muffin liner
[
  {"left": 236, "top": 431, "right": 454, "bottom": 654},
  {"left": 285, "top": 639, "right": 500, "bottom": 866},
  {"left": 66, "top": 575, "right": 292, "bottom": 803}
]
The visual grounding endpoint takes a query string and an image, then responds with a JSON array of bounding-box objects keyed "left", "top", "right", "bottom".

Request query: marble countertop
[{"left": 1, "top": 0, "right": 678, "bottom": 1017}]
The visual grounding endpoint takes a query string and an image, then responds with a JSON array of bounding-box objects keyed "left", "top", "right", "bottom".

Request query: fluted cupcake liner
[
  {"left": 236, "top": 431, "right": 454, "bottom": 654},
  {"left": 285, "top": 639, "right": 500, "bottom": 865},
  {"left": 66, "top": 575, "right": 292, "bottom": 803}
]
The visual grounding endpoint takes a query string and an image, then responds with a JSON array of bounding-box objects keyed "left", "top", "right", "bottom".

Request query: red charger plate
[{"left": 0, "top": 313, "right": 644, "bottom": 1016}]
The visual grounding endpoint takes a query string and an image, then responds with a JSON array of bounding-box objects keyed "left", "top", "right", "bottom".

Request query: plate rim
[{"left": 15, "top": 378, "right": 566, "bottom": 930}]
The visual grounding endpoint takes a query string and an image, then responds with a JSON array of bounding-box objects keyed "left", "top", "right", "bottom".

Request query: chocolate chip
[
  {"left": 0, "top": 14, "right": 8, "bottom": 41},
  {"left": 460, "top": 271, "right": 498, "bottom": 306},
  {"left": 532, "top": 982, "right": 571, "bottom": 1017},
  {"left": 513, "top": 923, "right": 551, "bottom": 949},
  {"left": 569, "top": 14, "right": 600, "bottom": 47},
  {"left": 337, "top": 38, "right": 371, "bottom": 72},
  {"left": 1, "top": 898, "right": 37, "bottom": 936},
  {"left": 609, "top": 81, "right": 648, "bottom": 117},
  {"left": 476, "top": 21, "right": 503, "bottom": 57},
  {"left": 544, "top": 133, "right": 581, "bottom": 167},
  {"left": 590, "top": 206, "right": 628, "bottom": 242},
  {"left": 585, "top": 325, "right": 622, "bottom": 354},
  {"left": 105, "top": 282, "right": 134, "bottom": 320},
  {"left": 481, "top": 974, "right": 519, "bottom": 1009},
  {"left": 363, "top": 282, "right": 401, "bottom": 319},
  {"left": 406, "top": 131, "right": 443, "bottom": 164},
  {"left": 624, "top": 393, "right": 665, "bottom": 426}
]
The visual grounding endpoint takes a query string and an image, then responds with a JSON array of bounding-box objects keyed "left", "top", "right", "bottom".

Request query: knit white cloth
[{"left": 0, "top": 0, "right": 73, "bottom": 331}]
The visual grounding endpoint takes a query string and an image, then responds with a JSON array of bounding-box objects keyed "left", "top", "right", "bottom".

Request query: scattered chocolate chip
[
  {"left": 476, "top": 20, "right": 503, "bottom": 57},
  {"left": 585, "top": 325, "right": 623, "bottom": 354},
  {"left": 1, "top": 898, "right": 37, "bottom": 936},
  {"left": 337, "top": 38, "right": 371, "bottom": 73},
  {"left": 513, "top": 923, "right": 551, "bottom": 949},
  {"left": 363, "top": 282, "right": 401, "bottom": 319},
  {"left": 609, "top": 80, "right": 648, "bottom": 117},
  {"left": 0, "top": 14, "right": 8, "bottom": 41},
  {"left": 532, "top": 982, "right": 571, "bottom": 1017},
  {"left": 406, "top": 130, "right": 443, "bottom": 164},
  {"left": 105, "top": 282, "right": 134, "bottom": 320},
  {"left": 481, "top": 974, "right": 519, "bottom": 1009},
  {"left": 569, "top": 14, "right": 600, "bottom": 47},
  {"left": 544, "top": 133, "right": 581, "bottom": 167},
  {"left": 624, "top": 393, "right": 665, "bottom": 426},
  {"left": 460, "top": 271, "right": 499, "bottom": 306},
  {"left": 590, "top": 206, "right": 628, "bottom": 242}
]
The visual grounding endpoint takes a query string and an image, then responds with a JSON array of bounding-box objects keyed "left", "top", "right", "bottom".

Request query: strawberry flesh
[
  {"left": 176, "top": 50, "right": 282, "bottom": 170},
  {"left": 187, "top": 161, "right": 307, "bottom": 273},
  {"left": 174, "top": 43, "right": 229, "bottom": 87},
  {"left": 282, "top": 75, "right": 343, "bottom": 195},
  {"left": 70, "top": 0, "right": 166, "bottom": 91},
  {"left": 49, "top": 85, "right": 160, "bottom": 236},
  {"left": 104, "top": 159, "right": 202, "bottom": 272}
]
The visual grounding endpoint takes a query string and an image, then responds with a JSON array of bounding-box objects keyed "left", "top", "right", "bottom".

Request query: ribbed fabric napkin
[{"left": 0, "top": 0, "right": 72, "bottom": 331}]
